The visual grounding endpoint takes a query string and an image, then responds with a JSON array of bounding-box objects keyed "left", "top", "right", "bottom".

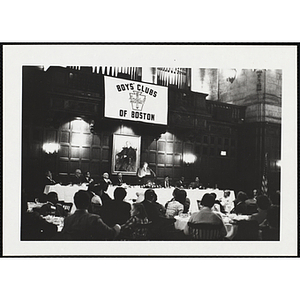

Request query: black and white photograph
[{"left": 2, "top": 44, "right": 297, "bottom": 257}]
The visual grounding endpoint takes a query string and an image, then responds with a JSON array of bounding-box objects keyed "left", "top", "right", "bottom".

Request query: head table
[{"left": 44, "top": 183, "right": 235, "bottom": 214}]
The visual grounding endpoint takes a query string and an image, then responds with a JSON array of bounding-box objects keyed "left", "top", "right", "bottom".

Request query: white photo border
[{"left": 2, "top": 44, "right": 298, "bottom": 256}]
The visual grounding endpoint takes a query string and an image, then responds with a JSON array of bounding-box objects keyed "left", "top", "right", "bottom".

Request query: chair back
[
  {"left": 188, "top": 222, "right": 223, "bottom": 240},
  {"left": 131, "top": 221, "right": 153, "bottom": 241}
]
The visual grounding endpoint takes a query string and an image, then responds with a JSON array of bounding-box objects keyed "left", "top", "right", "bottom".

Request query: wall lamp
[
  {"left": 42, "top": 143, "right": 60, "bottom": 154},
  {"left": 183, "top": 153, "right": 197, "bottom": 165},
  {"left": 220, "top": 150, "right": 227, "bottom": 156}
]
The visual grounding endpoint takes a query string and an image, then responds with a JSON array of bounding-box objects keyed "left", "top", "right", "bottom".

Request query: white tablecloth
[
  {"left": 106, "top": 186, "right": 235, "bottom": 214},
  {"left": 44, "top": 184, "right": 235, "bottom": 214},
  {"left": 44, "top": 184, "right": 88, "bottom": 213}
]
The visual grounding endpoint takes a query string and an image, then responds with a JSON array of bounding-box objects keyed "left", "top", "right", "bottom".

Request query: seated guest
[
  {"left": 165, "top": 188, "right": 184, "bottom": 218},
  {"left": 176, "top": 176, "right": 187, "bottom": 189},
  {"left": 177, "top": 189, "right": 190, "bottom": 214},
  {"left": 249, "top": 195, "right": 271, "bottom": 225},
  {"left": 100, "top": 172, "right": 113, "bottom": 190},
  {"left": 188, "top": 176, "right": 201, "bottom": 189},
  {"left": 164, "top": 188, "right": 179, "bottom": 208},
  {"left": 61, "top": 190, "right": 120, "bottom": 240},
  {"left": 260, "top": 205, "right": 280, "bottom": 241},
  {"left": 141, "top": 189, "right": 164, "bottom": 222},
  {"left": 232, "top": 191, "right": 248, "bottom": 215},
  {"left": 21, "top": 210, "right": 58, "bottom": 240},
  {"left": 219, "top": 190, "right": 234, "bottom": 214},
  {"left": 83, "top": 171, "right": 95, "bottom": 188},
  {"left": 142, "top": 189, "right": 177, "bottom": 240},
  {"left": 86, "top": 190, "right": 102, "bottom": 215},
  {"left": 92, "top": 172, "right": 113, "bottom": 205},
  {"left": 252, "top": 189, "right": 260, "bottom": 200},
  {"left": 211, "top": 193, "right": 226, "bottom": 214},
  {"left": 120, "top": 203, "right": 150, "bottom": 239},
  {"left": 183, "top": 193, "right": 227, "bottom": 237},
  {"left": 44, "top": 170, "right": 57, "bottom": 186},
  {"left": 245, "top": 189, "right": 259, "bottom": 214},
  {"left": 102, "top": 187, "right": 131, "bottom": 227},
  {"left": 163, "top": 175, "right": 171, "bottom": 188},
  {"left": 151, "top": 189, "right": 167, "bottom": 218},
  {"left": 35, "top": 192, "right": 66, "bottom": 217},
  {"left": 114, "top": 172, "right": 125, "bottom": 186},
  {"left": 71, "top": 169, "right": 85, "bottom": 185}
]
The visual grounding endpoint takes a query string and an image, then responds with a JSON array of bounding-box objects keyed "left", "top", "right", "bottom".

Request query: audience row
[{"left": 21, "top": 186, "right": 280, "bottom": 241}]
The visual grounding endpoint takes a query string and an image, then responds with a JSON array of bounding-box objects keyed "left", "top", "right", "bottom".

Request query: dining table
[
  {"left": 44, "top": 184, "right": 235, "bottom": 215},
  {"left": 37, "top": 185, "right": 242, "bottom": 239}
]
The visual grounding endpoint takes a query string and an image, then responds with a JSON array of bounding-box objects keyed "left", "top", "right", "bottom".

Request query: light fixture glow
[
  {"left": 183, "top": 153, "right": 196, "bottom": 164},
  {"left": 220, "top": 150, "right": 227, "bottom": 156},
  {"left": 43, "top": 143, "right": 60, "bottom": 154}
]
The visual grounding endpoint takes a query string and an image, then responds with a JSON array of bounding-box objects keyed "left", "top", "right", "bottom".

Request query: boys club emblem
[{"left": 129, "top": 91, "right": 146, "bottom": 111}]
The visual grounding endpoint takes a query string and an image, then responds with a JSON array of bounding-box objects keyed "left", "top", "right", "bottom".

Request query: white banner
[{"left": 104, "top": 76, "right": 168, "bottom": 125}]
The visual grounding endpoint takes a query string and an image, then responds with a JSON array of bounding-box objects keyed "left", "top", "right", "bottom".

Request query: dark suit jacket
[
  {"left": 99, "top": 178, "right": 110, "bottom": 192},
  {"left": 61, "top": 209, "right": 116, "bottom": 241},
  {"left": 101, "top": 200, "right": 131, "bottom": 227},
  {"left": 113, "top": 178, "right": 124, "bottom": 186},
  {"left": 233, "top": 200, "right": 248, "bottom": 215},
  {"left": 71, "top": 175, "right": 85, "bottom": 185},
  {"left": 141, "top": 200, "right": 161, "bottom": 222}
]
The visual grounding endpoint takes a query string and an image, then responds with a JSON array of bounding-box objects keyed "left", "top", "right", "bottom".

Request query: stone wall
[{"left": 191, "top": 68, "right": 282, "bottom": 124}]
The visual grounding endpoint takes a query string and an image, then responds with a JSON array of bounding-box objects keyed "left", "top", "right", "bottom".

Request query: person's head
[
  {"left": 267, "top": 205, "right": 280, "bottom": 229},
  {"left": 102, "top": 172, "right": 109, "bottom": 179},
  {"left": 47, "top": 192, "right": 58, "bottom": 205},
  {"left": 180, "top": 176, "right": 185, "bottom": 181},
  {"left": 237, "top": 191, "right": 248, "bottom": 203},
  {"left": 84, "top": 171, "right": 90, "bottom": 178},
  {"left": 172, "top": 187, "right": 181, "bottom": 199},
  {"left": 117, "top": 172, "right": 123, "bottom": 179},
  {"left": 176, "top": 189, "right": 187, "bottom": 204},
  {"left": 142, "top": 162, "right": 148, "bottom": 168},
  {"left": 164, "top": 175, "right": 169, "bottom": 181},
  {"left": 131, "top": 203, "right": 148, "bottom": 219},
  {"left": 257, "top": 195, "right": 271, "bottom": 210},
  {"left": 201, "top": 193, "right": 215, "bottom": 208},
  {"left": 195, "top": 177, "right": 200, "bottom": 182},
  {"left": 114, "top": 187, "right": 127, "bottom": 201},
  {"left": 144, "top": 189, "right": 156, "bottom": 202},
  {"left": 74, "top": 190, "right": 90, "bottom": 209},
  {"left": 75, "top": 169, "right": 82, "bottom": 178},
  {"left": 224, "top": 190, "right": 230, "bottom": 198}
]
